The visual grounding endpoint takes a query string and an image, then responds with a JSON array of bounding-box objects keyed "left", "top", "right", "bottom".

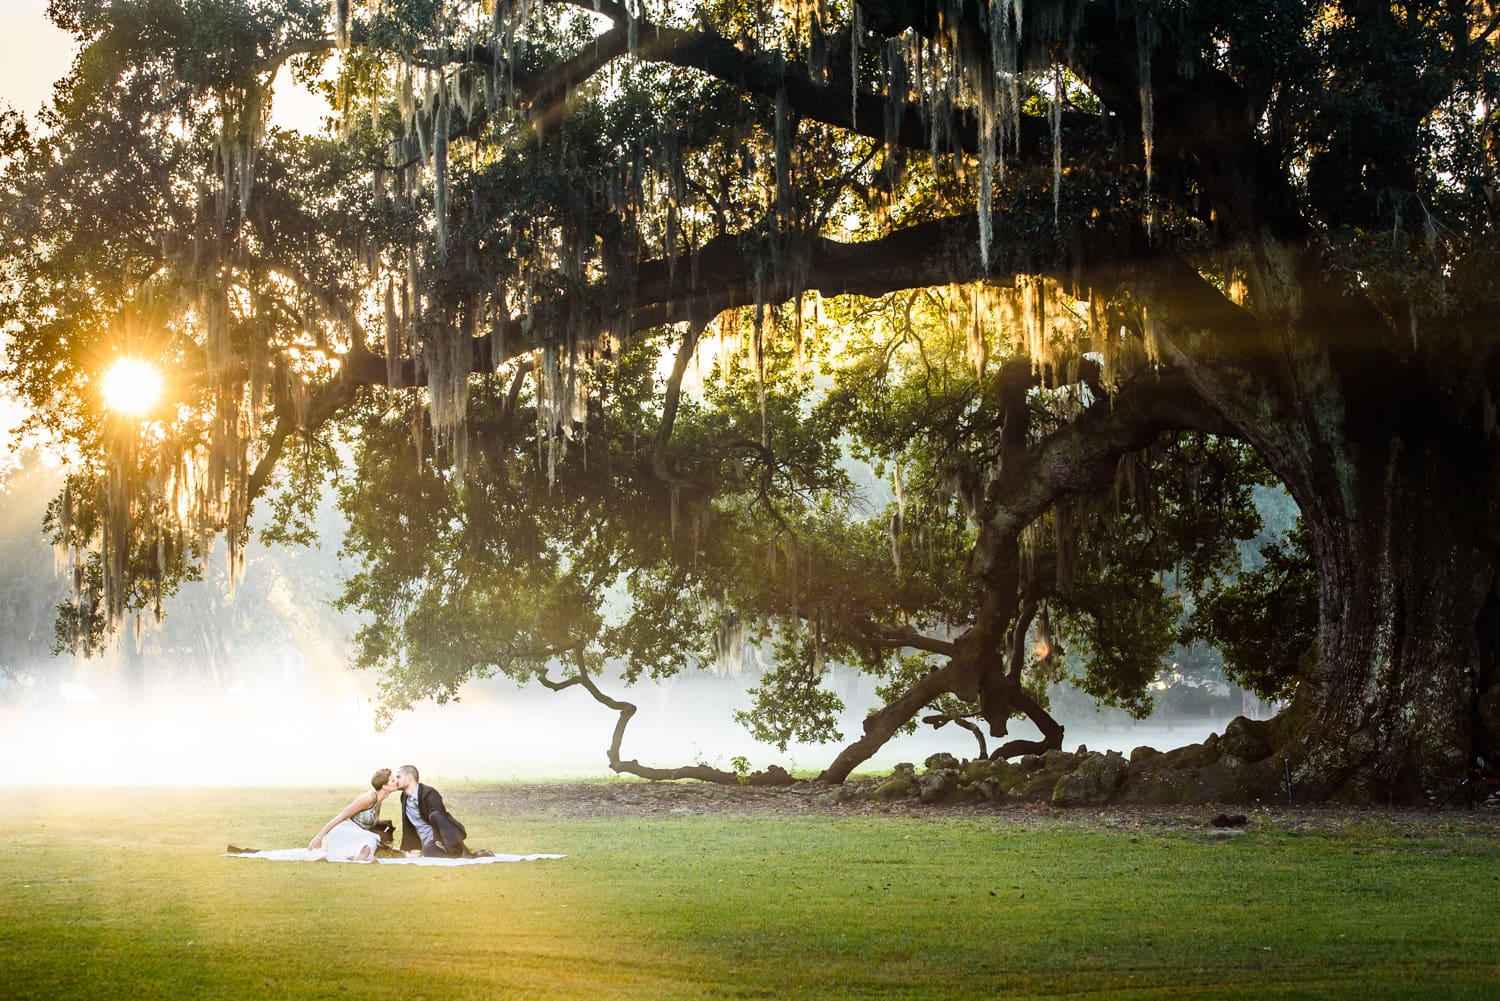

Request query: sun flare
[{"left": 100, "top": 359, "right": 164, "bottom": 416}]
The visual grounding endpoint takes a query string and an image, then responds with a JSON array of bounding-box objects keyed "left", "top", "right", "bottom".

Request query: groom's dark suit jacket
[{"left": 399, "top": 783, "right": 468, "bottom": 852}]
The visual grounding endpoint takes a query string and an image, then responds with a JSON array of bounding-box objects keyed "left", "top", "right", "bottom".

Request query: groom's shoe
[{"left": 470, "top": 849, "right": 495, "bottom": 858}]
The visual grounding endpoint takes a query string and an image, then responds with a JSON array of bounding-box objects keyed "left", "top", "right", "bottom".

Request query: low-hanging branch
[
  {"left": 990, "top": 684, "right": 1066, "bottom": 760},
  {"left": 536, "top": 654, "right": 795, "bottom": 785},
  {"left": 819, "top": 655, "right": 969, "bottom": 782}
]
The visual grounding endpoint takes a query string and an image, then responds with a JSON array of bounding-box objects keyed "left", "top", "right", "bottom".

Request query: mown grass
[{"left": 3, "top": 786, "right": 1498, "bottom": 1000}]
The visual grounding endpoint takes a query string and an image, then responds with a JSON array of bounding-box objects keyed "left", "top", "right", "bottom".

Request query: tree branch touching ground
[{"left": 537, "top": 658, "right": 794, "bottom": 785}]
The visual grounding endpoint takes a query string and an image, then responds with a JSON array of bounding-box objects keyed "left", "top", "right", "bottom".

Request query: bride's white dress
[{"left": 321, "top": 818, "right": 380, "bottom": 860}]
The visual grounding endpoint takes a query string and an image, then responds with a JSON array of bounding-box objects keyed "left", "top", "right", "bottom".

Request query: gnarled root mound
[{"left": 863, "top": 714, "right": 1330, "bottom": 807}]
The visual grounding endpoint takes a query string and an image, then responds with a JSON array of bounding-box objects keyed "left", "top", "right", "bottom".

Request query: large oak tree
[{"left": 4, "top": 0, "right": 1499, "bottom": 799}]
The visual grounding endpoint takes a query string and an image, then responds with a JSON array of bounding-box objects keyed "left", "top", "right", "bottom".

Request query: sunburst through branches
[{"left": 99, "top": 359, "right": 164, "bottom": 417}]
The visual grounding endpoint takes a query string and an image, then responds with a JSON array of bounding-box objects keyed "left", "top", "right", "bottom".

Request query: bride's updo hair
[{"left": 371, "top": 767, "right": 393, "bottom": 790}]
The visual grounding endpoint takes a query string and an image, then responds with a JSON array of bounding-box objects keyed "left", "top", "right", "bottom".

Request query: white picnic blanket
[{"left": 226, "top": 849, "right": 564, "bottom": 866}]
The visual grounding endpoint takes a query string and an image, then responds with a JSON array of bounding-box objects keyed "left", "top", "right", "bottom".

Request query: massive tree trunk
[
  {"left": 1290, "top": 426, "right": 1497, "bottom": 800},
  {"left": 1153, "top": 242, "right": 1500, "bottom": 801},
  {"left": 1276, "top": 285, "right": 1500, "bottom": 800}
]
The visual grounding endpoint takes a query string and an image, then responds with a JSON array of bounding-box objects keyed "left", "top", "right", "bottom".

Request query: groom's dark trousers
[{"left": 399, "top": 783, "right": 470, "bottom": 857}]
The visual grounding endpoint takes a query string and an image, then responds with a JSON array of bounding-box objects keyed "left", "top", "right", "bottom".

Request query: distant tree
[{"left": 0, "top": 452, "right": 70, "bottom": 694}]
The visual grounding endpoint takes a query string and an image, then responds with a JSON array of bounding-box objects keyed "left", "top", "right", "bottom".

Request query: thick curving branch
[
  {"left": 537, "top": 655, "right": 795, "bottom": 785},
  {"left": 980, "top": 365, "right": 1238, "bottom": 542},
  {"left": 816, "top": 364, "right": 1234, "bottom": 781},
  {"left": 853, "top": 619, "right": 958, "bottom": 658},
  {"left": 340, "top": 205, "right": 1149, "bottom": 400},
  {"left": 991, "top": 684, "right": 1067, "bottom": 759},
  {"left": 624, "top": 22, "right": 1107, "bottom": 161},
  {"left": 820, "top": 657, "right": 968, "bottom": 782},
  {"left": 258, "top": 7, "right": 1116, "bottom": 172}
]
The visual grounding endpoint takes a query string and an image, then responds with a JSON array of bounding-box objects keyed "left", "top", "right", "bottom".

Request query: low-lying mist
[{"left": 4, "top": 663, "right": 1223, "bottom": 788}]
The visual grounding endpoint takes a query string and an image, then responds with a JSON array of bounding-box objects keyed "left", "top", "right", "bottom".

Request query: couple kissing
[{"left": 309, "top": 764, "right": 493, "bottom": 861}]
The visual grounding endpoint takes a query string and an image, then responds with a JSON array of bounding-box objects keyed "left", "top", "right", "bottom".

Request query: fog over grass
[{"left": 4, "top": 661, "right": 1221, "bottom": 787}]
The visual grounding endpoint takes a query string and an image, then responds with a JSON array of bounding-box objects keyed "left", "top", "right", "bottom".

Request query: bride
[{"left": 308, "top": 768, "right": 398, "bottom": 861}]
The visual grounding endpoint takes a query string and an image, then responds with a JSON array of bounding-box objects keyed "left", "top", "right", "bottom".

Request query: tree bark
[{"left": 1288, "top": 432, "right": 1497, "bottom": 801}]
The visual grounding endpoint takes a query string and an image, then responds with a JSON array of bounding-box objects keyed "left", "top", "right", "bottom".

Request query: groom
[{"left": 395, "top": 764, "right": 483, "bottom": 858}]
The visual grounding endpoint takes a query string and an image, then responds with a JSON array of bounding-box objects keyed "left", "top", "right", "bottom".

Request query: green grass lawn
[{"left": 3, "top": 786, "right": 1498, "bottom": 1000}]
